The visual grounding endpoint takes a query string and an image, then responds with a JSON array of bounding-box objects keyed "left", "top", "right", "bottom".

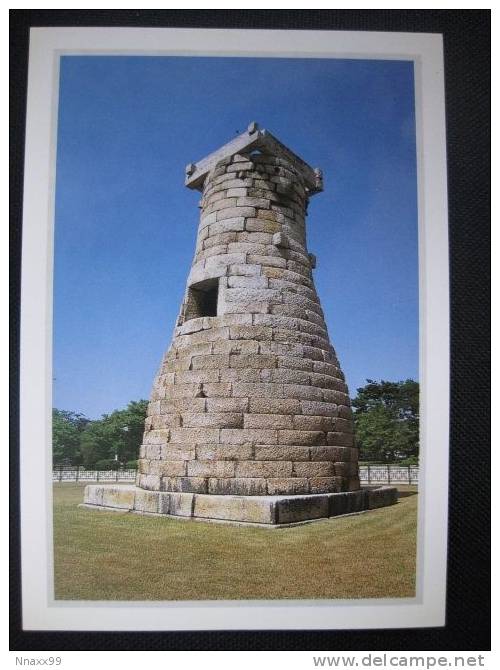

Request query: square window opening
[{"left": 185, "top": 278, "right": 219, "bottom": 320}]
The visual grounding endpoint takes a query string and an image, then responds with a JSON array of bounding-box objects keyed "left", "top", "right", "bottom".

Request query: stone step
[{"left": 82, "top": 485, "right": 398, "bottom": 527}]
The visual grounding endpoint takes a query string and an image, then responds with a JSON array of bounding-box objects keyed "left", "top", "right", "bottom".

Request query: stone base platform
[{"left": 81, "top": 484, "right": 398, "bottom": 527}]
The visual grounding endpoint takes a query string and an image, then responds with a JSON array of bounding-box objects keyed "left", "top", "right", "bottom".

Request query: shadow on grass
[{"left": 397, "top": 490, "right": 419, "bottom": 499}]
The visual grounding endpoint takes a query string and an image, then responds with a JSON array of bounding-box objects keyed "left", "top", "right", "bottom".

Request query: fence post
[
  {"left": 97, "top": 470, "right": 100, "bottom": 482},
  {"left": 75, "top": 467, "right": 79, "bottom": 483},
  {"left": 408, "top": 466, "right": 411, "bottom": 485},
  {"left": 367, "top": 464, "right": 371, "bottom": 484},
  {"left": 59, "top": 466, "right": 63, "bottom": 482},
  {"left": 387, "top": 465, "right": 391, "bottom": 484},
  {"left": 116, "top": 469, "right": 119, "bottom": 482}
]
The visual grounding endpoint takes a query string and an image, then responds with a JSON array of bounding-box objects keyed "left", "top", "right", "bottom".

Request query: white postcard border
[{"left": 20, "top": 27, "right": 449, "bottom": 631}]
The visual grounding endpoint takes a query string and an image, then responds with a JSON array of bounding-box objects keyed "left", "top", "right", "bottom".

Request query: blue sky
[{"left": 53, "top": 56, "right": 418, "bottom": 419}]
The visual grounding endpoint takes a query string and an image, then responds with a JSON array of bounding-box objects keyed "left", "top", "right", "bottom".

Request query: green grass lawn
[{"left": 53, "top": 483, "right": 418, "bottom": 601}]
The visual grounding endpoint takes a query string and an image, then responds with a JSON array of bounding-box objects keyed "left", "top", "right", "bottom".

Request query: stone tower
[
  {"left": 137, "top": 123, "right": 359, "bottom": 497},
  {"left": 83, "top": 123, "right": 397, "bottom": 524}
]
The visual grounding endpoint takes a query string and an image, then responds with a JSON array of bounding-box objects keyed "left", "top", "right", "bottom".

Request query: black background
[{"left": 10, "top": 10, "right": 490, "bottom": 652}]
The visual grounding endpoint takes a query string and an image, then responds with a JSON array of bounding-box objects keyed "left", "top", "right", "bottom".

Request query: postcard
[{"left": 19, "top": 26, "right": 449, "bottom": 631}]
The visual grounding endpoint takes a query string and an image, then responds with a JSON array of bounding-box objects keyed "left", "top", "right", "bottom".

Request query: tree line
[
  {"left": 52, "top": 400, "right": 148, "bottom": 469},
  {"left": 52, "top": 379, "right": 419, "bottom": 468},
  {"left": 352, "top": 379, "right": 419, "bottom": 464}
]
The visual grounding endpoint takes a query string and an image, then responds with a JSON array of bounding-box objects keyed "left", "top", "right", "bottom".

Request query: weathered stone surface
[
  {"left": 134, "top": 489, "right": 160, "bottom": 513},
  {"left": 196, "top": 443, "right": 254, "bottom": 460},
  {"left": 150, "top": 415, "right": 178, "bottom": 430},
  {"left": 245, "top": 218, "right": 280, "bottom": 233},
  {"left": 271, "top": 304, "right": 308, "bottom": 319},
  {"left": 278, "top": 430, "right": 326, "bottom": 446},
  {"left": 220, "top": 428, "right": 278, "bottom": 444},
  {"left": 300, "top": 400, "right": 339, "bottom": 416},
  {"left": 203, "top": 232, "right": 237, "bottom": 249},
  {"left": 208, "top": 218, "right": 246, "bottom": 235},
  {"left": 237, "top": 196, "right": 271, "bottom": 209},
  {"left": 256, "top": 208, "right": 284, "bottom": 222},
  {"left": 271, "top": 368, "right": 310, "bottom": 385},
  {"left": 170, "top": 427, "right": 220, "bottom": 444},
  {"left": 205, "top": 397, "right": 249, "bottom": 413},
  {"left": 235, "top": 460, "right": 292, "bottom": 478},
  {"left": 145, "top": 444, "right": 161, "bottom": 460},
  {"left": 216, "top": 206, "right": 256, "bottom": 221},
  {"left": 254, "top": 444, "right": 310, "bottom": 461},
  {"left": 181, "top": 412, "right": 244, "bottom": 429},
  {"left": 326, "top": 431, "right": 355, "bottom": 447},
  {"left": 169, "top": 492, "right": 195, "bottom": 517},
  {"left": 226, "top": 187, "right": 248, "bottom": 197},
  {"left": 331, "top": 417, "right": 354, "bottom": 433},
  {"left": 272, "top": 231, "right": 290, "bottom": 249},
  {"left": 367, "top": 486, "right": 398, "bottom": 509},
  {"left": 267, "top": 478, "right": 309, "bottom": 495},
  {"left": 227, "top": 275, "right": 269, "bottom": 288},
  {"left": 161, "top": 445, "right": 195, "bottom": 461},
  {"left": 328, "top": 491, "right": 350, "bottom": 516},
  {"left": 229, "top": 263, "right": 262, "bottom": 276},
  {"left": 227, "top": 241, "right": 269, "bottom": 256},
  {"left": 229, "top": 325, "right": 272, "bottom": 341},
  {"left": 213, "top": 340, "right": 259, "bottom": 355},
  {"left": 249, "top": 398, "right": 302, "bottom": 414},
  {"left": 229, "top": 353, "right": 276, "bottom": 368},
  {"left": 334, "top": 461, "right": 358, "bottom": 477},
  {"left": 163, "top": 477, "right": 208, "bottom": 494},
  {"left": 310, "top": 372, "right": 345, "bottom": 390},
  {"left": 347, "top": 476, "right": 361, "bottom": 491},
  {"left": 283, "top": 384, "right": 324, "bottom": 401},
  {"left": 141, "top": 474, "right": 161, "bottom": 491},
  {"left": 223, "top": 300, "right": 270, "bottom": 315},
  {"left": 243, "top": 413, "right": 293, "bottom": 429},
  {"left": 205, "top": 252, "right": 247, "bottom": 270},
  {"left": 198, "top": 244, "right": 229, "bottom": 260},
  {"left": 247, "top": 254, "right": 287, "bottom": 269},
  {"left": 149, "top": 460, "right": 186, "bottom": 477},
  {"left": 338, "top": 405, "right": 353, "bottom": 420},
  {"left": 275, "top": 495, "right": 328, "bottom": 523},
  {"left": 83, "top": 485, "right": 396, "bottom": 524},
  {"left": 309, "top": 477, "right": 339, "bottom": 494},
  {"left": 144, "top": 428, "right": 169, "bottom": 444},
  {"left": 84, "top": 485, "right": 104, "bottom": 506},
  {"left": 219, "top": 368, "right": 262, "bottom": 383},
  {"left": 216, "top": 314, "right": 254, "bottom": 327},
  {"left": 158, "top": 491, "right": 171, "bottom": 514},
  {"left": 322, "top": 389, "right": 351, "bottom": 405},
  {"left": 227, "top": 162, "right": 255, "bottom": 172},
  {"left": 235, "top": 231, "right": 279, "bottom": 245},
  {"left": 277, "top": 355, "right": 313, "bottom": 371},
  {"left": 292, "top": 414, "right": 335, "bottom": 431},
  {"left": 199, "top": 382, "right": 233, "bottom": 397},
  {"left": 310, "top": 446, "right": 354, "bottom": 462},
  {"left": 293, "top": 461, "right": 335, "bottom": 478},
  {"left": 134, "top": 127, "right": 359, "bottom": 502},
  {"left": 187, "top": 460, "right": 236, "bottom": 478},
  {"left": 328, "top": 489, "right": 368, "bottom": 516},
  {"left": 193, "top": 494, "right": 274, "bottom": 523},
  {"left": 191, "top": 353, "right": 229, "bottom": 369},
  {"left": 335, "top": 476, "right": 348, "bottom": 492},
  {"left": 207, "top": 477, "right": 267, "bottom": 495}
]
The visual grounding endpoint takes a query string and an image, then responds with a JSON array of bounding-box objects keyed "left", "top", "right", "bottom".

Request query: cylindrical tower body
[{"left": 137, "top": 127, "right": 359, "bottom": 496}]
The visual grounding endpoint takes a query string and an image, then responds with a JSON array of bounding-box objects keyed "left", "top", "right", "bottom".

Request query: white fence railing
[
  {"left": 52, "top": 468, "right": 136, "bottom": 482},
  {"left": 359, "top": 465, "right": 419, "bottom": 485},
  {"left": 52, "top": 465, "right": 419, "bottom": 486}
]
